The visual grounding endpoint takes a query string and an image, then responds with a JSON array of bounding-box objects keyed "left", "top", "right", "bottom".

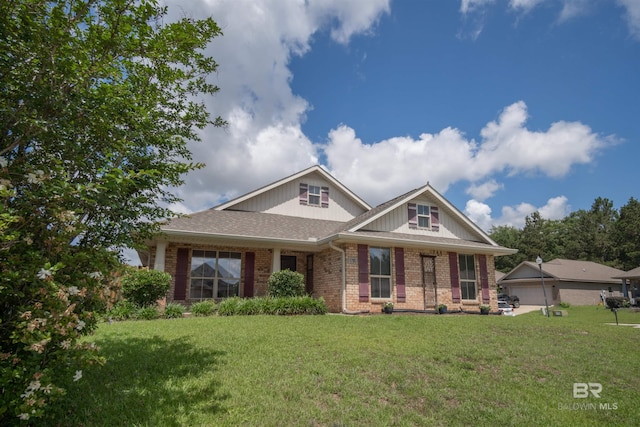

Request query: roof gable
[
  {"left": 213, "top": 165, "right": 370, "bottom": 221},
  {"left": 155, "top": 167, "right": 516, "bottom": 256},
  {"left": 346, "top": 183, "right": 501, "bottom": 247}
]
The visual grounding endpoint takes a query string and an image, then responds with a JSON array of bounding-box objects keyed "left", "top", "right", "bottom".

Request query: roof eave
[
  {"left": 324, "top": 233, "right": 517, "bottom": 256},
  {"left": 154, "top": 229, "right": 323, "bottom": 250}
]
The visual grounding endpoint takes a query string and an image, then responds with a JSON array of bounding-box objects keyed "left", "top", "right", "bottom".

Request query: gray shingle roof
[
  {"left": 162, "top": 210, "right": 345, "bottom": 241},
  {"left": 160, "top": 209, "right": 506, "bottom": 252},
  {"left": 341, "top": 230, "right": 497, "bottom": 250},
  {"left": 611, "top": 266, "right": 640, "bottom": 279},
  {"left": 520, "top": 259, "right": 625, "bottom": 283}
]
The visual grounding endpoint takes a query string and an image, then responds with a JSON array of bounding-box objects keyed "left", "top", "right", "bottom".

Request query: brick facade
[{"left": 153, "top": 242, "right": 498, "bottom": 313}]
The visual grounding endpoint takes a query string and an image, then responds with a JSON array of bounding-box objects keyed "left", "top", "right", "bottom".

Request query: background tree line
[{"left": 490, "top": 197, "right": 640, "bottom": 273}]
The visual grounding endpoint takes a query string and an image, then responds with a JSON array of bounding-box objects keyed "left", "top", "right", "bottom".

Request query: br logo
[{"left": 573, "top": 383, "right": 602, "bottom": 398}]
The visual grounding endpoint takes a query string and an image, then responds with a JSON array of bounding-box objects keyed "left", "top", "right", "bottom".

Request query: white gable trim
[
  {"left": 214, "top": 165, "right": 371, "bottom": 211},
  {"left": 348, "top": 183, "right": 501, "bottom": 248},
  {"left": 348, "top": 186, "right": 428, "bottom": 232}
]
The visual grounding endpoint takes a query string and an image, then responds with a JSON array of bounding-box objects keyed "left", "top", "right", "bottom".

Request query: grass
[{"left": 49, "top": 306, "right": 639, "bottom": 426}]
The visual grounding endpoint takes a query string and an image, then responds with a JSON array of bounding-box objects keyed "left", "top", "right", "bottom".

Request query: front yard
[{"left": 49, "top": 307, "right": 639, "bottom": 426}]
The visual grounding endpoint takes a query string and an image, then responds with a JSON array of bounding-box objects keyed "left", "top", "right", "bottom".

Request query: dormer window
[
  {"left": 417, "top": 204, "right": 430, "bottom": 228},
  {"left": 308, "top": 185, "right": 321, "bottom": 206},
  {"left": 408, "top": 203, "right": 440, "bottom": 231},
  {"left": 299, "top": 183, "right": 329, "bottom": 208}
]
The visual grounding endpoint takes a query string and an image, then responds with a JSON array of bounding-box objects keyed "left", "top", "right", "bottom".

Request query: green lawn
[{"left": 50, "top": 307, "right": 639, "bottom": 426}]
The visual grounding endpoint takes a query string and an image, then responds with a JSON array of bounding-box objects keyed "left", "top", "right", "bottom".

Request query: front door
[{"left": 422, "top": 256, "right": 437, "bottom": 308}]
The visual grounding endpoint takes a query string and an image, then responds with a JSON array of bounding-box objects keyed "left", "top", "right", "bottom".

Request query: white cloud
[
  {"left": 557, "top": 0, "right": 592, "bottom": 22},
  {"left": 324, "top": 124, "right": 480, "bottom": 206},
  {"left": 509, "top": 0, "right": 546, "bottom": 13},
  {"left": 538, "top": 195, "right": 571, "bottom": 219},
  {"left": 460, "top": 0, "right": 496, "bottom": 14},
  {"left": 462, "top": 0, "right": 640, "bottom": 40},
  {"left": 324, "top": 101, "right": 609, "bottom": 207},
  {"left": 618, "top": 0, "right": 640, "bottom": 40},
  {"left": 151, "top": 1, "right": 612, "bottom": 238},
  {"left": 162, "top": 0, "right": 391, "bottom": 213},
  {"left": 464, "top": 199, "right": 495, "bottom": 231},
  {"left": 466, "top": 180, "right": 504, "bottom": 201},
  {"left": 467, "top": 195, "right": 571, "bottom": 230},
  {"left": 476, "top": 101, "right": 608, "bottom": 178}
]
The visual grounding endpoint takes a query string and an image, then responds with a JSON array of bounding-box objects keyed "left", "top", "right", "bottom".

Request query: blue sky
[{"left": 161, "top": 0, "right": 639, "bottom": 232}]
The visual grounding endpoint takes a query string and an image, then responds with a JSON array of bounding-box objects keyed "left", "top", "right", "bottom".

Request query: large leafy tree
[
  {"left": 562, "top": 197, "right": 618, "bottom": 265},
  {"left": 489, "top": 225, "right": 524, "bottom": 272},
  {"left": 0, "top": 0, "right": 223, "bottom": 422},
  {"left": 612, "top": 197, "right": 640, "bottom": 270}
]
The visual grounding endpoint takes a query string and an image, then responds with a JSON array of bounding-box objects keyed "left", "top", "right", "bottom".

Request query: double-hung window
[
  {"left": 190, "top": 250, "right": 242, "bottom": 300},
  {"left": 308, "top": 185, "right": 321, "bottom": 206},
  {"left": 417, "top": 204, "right": 431, "bottom": 228},
  {"left": 458, "top": 254, "right": 477, "bottom": 300},
  {"left": 370, "top": 247, "right": 391, "bottom": 298}
]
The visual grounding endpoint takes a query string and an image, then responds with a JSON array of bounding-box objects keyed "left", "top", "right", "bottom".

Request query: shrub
[
  {"left": 267, "top": 269, "right": 305, "bottom": 298},
  {"left": 605, "top": 297, "right": 630, "bottom": 309},
  {"left": 218, "top": 296, "right": 327, "bottom": 316},
  {"left": 107, "top": 300, "right": 138, "bottom": 321},
  {"left": 559, "top": 302, "right": 571, "bottom": 308},
  {"left": 191, "top": 300, "right": 216, "bottom": 316},
  {"left": 217, "top": 297, "right": 241, "bottom": 316},
  {"left": 136, "top": 306, "right": 159, "bottom": 320},
  {"left": 120, "top": 268, "right": 171, "bottom": 308},
  {"left": 164, "top": 303, "right": 186, "bottom": 319}
]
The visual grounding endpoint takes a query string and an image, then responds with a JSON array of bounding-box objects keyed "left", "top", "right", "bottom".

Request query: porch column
[
  {"left": 153, "top": 241, "right": 167, "bottom": 271},
  {"left": 272, "top": 248, "right": 281, "bottom": 272}
]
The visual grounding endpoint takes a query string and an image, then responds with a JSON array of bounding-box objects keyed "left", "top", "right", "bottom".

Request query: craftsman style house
[{"left": 142, "top": 166, "right": 516, "bottom": 313}]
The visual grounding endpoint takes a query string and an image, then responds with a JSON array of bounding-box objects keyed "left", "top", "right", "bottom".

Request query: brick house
[{"left": 142, "top": 166, "right": 516, "bottom": 313}]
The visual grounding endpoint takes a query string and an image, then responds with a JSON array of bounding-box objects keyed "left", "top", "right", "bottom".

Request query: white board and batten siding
[
  {"left": 229, "top": 172, "right": 366, "bottom": 222},
  {"left": 365, "top": 197, "right": 479, "bottom": 241}
]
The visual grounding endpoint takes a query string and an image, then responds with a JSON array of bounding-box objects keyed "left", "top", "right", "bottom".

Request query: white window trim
[
  {"left": 458, "top": 254, "right": 477, "bottom": 301},
  {"left": 370, "top": 247, "right": 392, "bottom": 299},
  {"left": 308, "top": 185, "right": 321, "bottom": 206},
  {"left": 417, "top": 204, "right": 431, "bottom": 229},
  {"left": 190, "top": 250, "right": 242, "bottom": 300}
]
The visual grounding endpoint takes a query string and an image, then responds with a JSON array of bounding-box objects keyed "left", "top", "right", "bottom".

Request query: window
[
  {"left": 417, "top": 204, "right": 430, "bottom": 228},
  {"left": 190, "top": 250, "right": 241, "bottom": 300},
  {"left": 370, "top": 247, "right": 391, "bottom": 298},
  {"left": 458, "top": 254, "right": 477, "bottom": 300},
  {"left": 308, "top": 185, "right": 321, "bottom": 206}
]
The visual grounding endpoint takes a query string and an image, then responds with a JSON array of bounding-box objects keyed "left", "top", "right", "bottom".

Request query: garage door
[{"left": 512, "top": 286, "right": 546, "bottom": 305}]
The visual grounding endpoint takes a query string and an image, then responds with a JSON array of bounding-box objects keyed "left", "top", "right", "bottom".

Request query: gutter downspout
[{"left": 329, "top": 241, "right": 369, "bottom": 315}]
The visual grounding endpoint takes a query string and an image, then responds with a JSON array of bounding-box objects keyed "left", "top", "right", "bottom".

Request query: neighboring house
[
  {"left": 498, "top": 259, "right": 626, "bottom": 306},
  {"left": 142, "top": 166, "right": 516, "bottom": 313},
  {"left": 611, "top": 267, "right": 640, "bottom": 305}
]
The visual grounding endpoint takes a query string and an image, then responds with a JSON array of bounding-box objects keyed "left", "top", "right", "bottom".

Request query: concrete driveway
[{"left": 513, "top": 305, "right": 546, "bottom": 316}]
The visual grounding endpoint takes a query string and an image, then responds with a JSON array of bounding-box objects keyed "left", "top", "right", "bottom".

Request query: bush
[
  {"left": 559, "top": 302, "right": 571, "bottom": 308},
  {"left": 217, "top": 297, "right": 242, "bottom": 316},
  {"left": 164, "top": 303, "right": 186, "bottom": 319},
  {"left": 218, "top": 296, "right": 327, "bottom": 316},
  {"left": 605, "top": 297, "right": 630, "bottom": 309},
  {"left": 136, "top": 306, "right": 159, "bottom": 320},
  {"left": 120, "top": 268, "right": 171, "bottom": 308},
  {"left": 107, "top": 300, "right": 138, "bottom": 321},
  {"left": 191, "top": 300, "right": 216, "bottom": 316},
  {"left": 267, "top": 269, "right": 305, "bottom": 298}
]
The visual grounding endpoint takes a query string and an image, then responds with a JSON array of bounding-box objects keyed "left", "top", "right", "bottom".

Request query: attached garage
[{"left": 506, "top": 285, "right": 548, "bottom": 306}]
